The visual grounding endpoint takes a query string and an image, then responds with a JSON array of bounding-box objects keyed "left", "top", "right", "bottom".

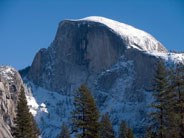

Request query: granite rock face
[
  {"left": 0, "top": 66, "right": 23, "bottom": 138},
  {"left": 28, "top": 19, "right": 163, "bottom": 95},
  {"left": 25, "top": 17, "right": 169, "bottom": 137}
]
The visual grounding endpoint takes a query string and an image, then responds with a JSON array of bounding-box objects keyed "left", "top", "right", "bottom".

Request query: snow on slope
[
  {"left": 25, "top": 82, "right": 73, "bottom": 138},
  {"left": 77, "top": 16, "right": 184, "bottom": 64},
  {"left": 76, "top": 16, "right": 167, "bottom": 53},
  {"left": 25, "top": 57, "right": 152, "bottom": 138},
  {"left": 149, "top": 52, "right": 184, "bottom": 64},
  {"left": 72, "top": 16, "right": 184, "bottom": 64}
]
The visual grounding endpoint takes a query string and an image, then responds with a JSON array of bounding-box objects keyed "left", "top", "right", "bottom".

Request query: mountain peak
[
  {"left": 68, "top": 16, "right": 167, "bottom": 53},
  {"left": 24, "top": 16, "right": 183, "bottom": 137}
]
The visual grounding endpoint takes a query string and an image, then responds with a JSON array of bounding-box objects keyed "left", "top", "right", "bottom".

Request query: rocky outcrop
[{"left": 0, "top": 66, "right": 23, "bottom": 138}]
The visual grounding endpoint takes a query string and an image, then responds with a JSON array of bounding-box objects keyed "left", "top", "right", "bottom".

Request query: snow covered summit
[{"left": 76, "top": 16, "right": 167, "bottom": 53}]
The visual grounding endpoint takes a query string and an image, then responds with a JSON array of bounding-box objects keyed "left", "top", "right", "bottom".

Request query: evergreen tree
[
  {"left": 99, "top": 113, "right": 114, "bottom": 138},
  {"left": 59, "top": 123, "right": 70, "bottom": 138},
  {"left": 148, "top": 60, "right": 184, "bottom": 138},
  {"left": 172, "top": 64, "right": 184, "bottom": 138},
  {"left": 126, "top": 128, "right": 134, "bottom": 138},
  {"left": 118, "top": 120, "right": 134, "bottom": 138},
  {"left": 118, "top": 120, "right": 127, "bottom": 138},
  {"left": 145, "top": 127, "right": 156, "bottom": 138},
  {"left": 31, "top": 115, "right": 40, "bottom": 136},
  {"left": 164, "top": 68, "right": 179, "bottom": 138},
  {"left": 72, "top": 84, "right": 99, "bottom": 138},
  {"left": 149, "top": 60, "right": 169, "bottom": 138},
  {"left": 13, "top": 86, "right": 39, "bottom": 138}
]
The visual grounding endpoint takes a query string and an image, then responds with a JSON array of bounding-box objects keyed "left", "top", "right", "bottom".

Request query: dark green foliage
[
  {"left": 145, "top": 127, "right": 156, "bottom": 138},
  {"left": 72, "top": 84, "right": 99, "bottom": 138},
  {"left": 59, "top": 123, "right": 70, "bottom": 138},
  {"left": 171, "top": 64, "right": 184, "bottom": 138},
  {"left": 118, "top": 120, "right": 134, "bottom": 138},
  {"left": 148, "top": 61, "right": 184, "bottom": 138},
  {"left": 126, "top": 128, "right": 134, "bottom": 138},
  {"left": 149, "top": 60, "right": 169, "bottom": 138},
  {"left": 31, "top": 115, "right": 40, "bottom": 136},
  {"left": 118, "top": 120, "right": 127, "bottom": 138},
  {"left": 13, "top": 86, "right": 39, "bottom": 138},
  {"left": 99, "top": 113, "right": 115, "bottom": 138}
]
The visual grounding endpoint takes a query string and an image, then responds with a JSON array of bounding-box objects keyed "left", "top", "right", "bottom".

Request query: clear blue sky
[{"left": 0, "top": 0, "right": 184, "bottom": 69}]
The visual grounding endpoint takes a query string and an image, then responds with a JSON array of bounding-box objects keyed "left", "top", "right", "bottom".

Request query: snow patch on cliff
[
  {"left": 149, "top": 52, "right": 184, "bottom": 64},
  {"left": 25, "top": 82, "right": 73, "bottom": 138}
]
